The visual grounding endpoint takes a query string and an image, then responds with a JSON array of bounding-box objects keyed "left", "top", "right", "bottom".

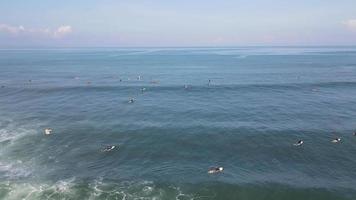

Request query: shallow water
[{"left": 0, "top": 47, "right": 356, "bottom": 199}]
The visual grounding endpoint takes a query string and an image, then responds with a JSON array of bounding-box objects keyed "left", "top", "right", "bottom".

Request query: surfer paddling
[
  {"left": 102, "top": 145, "right": 116, "bottom": 152},
  {"left": 331, "top": 137, "right": 341, "bottom": 143},
  {"left": 208, "top": 167, "right": 223, "bottom": 174},
  {"left": 293, "top": 140, "right": 304, "bottom": 146}
]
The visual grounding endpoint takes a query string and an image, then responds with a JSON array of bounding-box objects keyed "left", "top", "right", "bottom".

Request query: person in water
[
  {"left": 331, "top": 137, "right": 341, "bottom": 143},
  {"left": 208, "top": 167, "right": 223, "bottom": 174},
  {"left": 44, "top": 128, "right": 53, "bottom": 135},
  {"left": 128, "top": 98, "right": 135, "bottom": 103},
  {"left": 141, "top": 88, "right": 146, "bottom": 93},
  {"left": 102, "top": 145, "right": 116, "bottom": 152},
  {"left": 294, "top": 140, "right": 303, "bottom": 146},
  {"left": 353, "top": 131, "right": 356, "bottom": 136}
]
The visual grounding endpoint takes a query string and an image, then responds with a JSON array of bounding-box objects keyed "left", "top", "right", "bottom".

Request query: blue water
[{"left": 0, "top": 47, "right": 356, "bottom": 199}]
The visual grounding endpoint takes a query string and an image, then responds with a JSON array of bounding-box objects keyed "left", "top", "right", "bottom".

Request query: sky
[{"left": 0, "top": 0, "right": 356, "bottom": 47}]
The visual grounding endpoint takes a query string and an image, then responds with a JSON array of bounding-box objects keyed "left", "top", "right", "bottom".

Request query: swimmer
[
  {"left": 208, "top": 167, "right": 223, "bottom": 174},
  {"left": 128, "top": 98, "right": 135, "bottom": 103},
  {"left": 331, "top": 137, "right": 341, "bottom": 143},
  {"left": 102, "top": 145, "right": 116, "bottom": 152},
  {"left": 293, "top": 140, "right": 304, "bottom": 146},
  {"left": 44, "top": 128, "right": 53, "bottom": 135}
]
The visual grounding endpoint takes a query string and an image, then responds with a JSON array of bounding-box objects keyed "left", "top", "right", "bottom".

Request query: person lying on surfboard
[
  {"left": 208, "top": 167, "right": 223, "bottom": 174},
  {"left": 102, "top": 145, "right": 116, "bottom": 152}
]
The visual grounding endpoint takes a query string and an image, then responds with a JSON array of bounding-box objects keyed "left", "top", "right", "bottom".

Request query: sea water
[{"left": 0, "top": 47, "right": 356, "bottom": 199}]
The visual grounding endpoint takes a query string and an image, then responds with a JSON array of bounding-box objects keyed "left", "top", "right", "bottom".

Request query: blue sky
[{"left": 1, "top": 0, "right": 356, "bottom": 47}]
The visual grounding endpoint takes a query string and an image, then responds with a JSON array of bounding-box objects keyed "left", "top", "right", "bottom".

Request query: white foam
[
  {"left": 0, "top": 161, "right": 32, "bottom": 179},
  {"left": 1, "top": 179, "right": 194, "bottom": 200},
  {"left": 0, "top": 119, "right": 38, "bottom": 145}
]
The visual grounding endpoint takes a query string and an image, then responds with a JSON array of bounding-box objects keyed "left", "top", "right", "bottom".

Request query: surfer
[
  {"left": 353, "top": 131, "right": 356, "bottom": 136},
  {"left": 293, "top": 140, "right": 304, "bottom": 146},
  {"left": 141, "top": 88, "right": 146, "bottom": 93},
  {"left": 208, "top": 167, "right": 223, "bottom": 174},
  {"left": 128, "top": 98, "right": 135, "bottom": 103},
  {"left": 331, "top": 137, "right": 341, "bottom": 143},
  {"left": 102, "top": 145, "right": 116, "bottom": 152},
  {"left": 44, "top": 128, "right": 53, "bottom": 135}
]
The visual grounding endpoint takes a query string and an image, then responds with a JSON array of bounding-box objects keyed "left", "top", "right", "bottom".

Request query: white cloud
[
  {"left": 0, "top": 24, "right": 25, "bottom": 34},
  {"left": 53, "top": 26, "right": 73, "bottom": 38},
  {"left": 343, "top": 19, "right": 356, "bottom": 31},
  {"left": 0, "top": 24, "right": 72, "bottom": 38}
]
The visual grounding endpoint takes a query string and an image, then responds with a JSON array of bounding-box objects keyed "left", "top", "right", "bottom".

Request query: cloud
[
  {"left": 0, "top": 24, "right": 72, "bottom": 38},
  {"left": 0, "top": 24, "right": 25, "bottom": 34},
  {"left": 343, "top": 19, "right": 356, "bottom": 31},
  {"left": 53, "top": 26, "right": 72, "bottom": 38}
]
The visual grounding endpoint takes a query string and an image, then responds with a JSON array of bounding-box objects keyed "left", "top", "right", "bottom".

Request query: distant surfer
[
  {"left": 208, "top": 167, "right": 223, "bottom": 174},
  {"left": 44, "top": 128, "right": 53, "bottom": 135},
  {"left": 331, "top": 137, "right": 341, "bottom": 143},
  {"left": 208, "top": 79, "right": 211, "bottom": 86},
  {"left": 141, "top": 88, "right": 146, "bottom": 93},
  {"left": 293, "top": 140, "right": 304, "bottom": 146},
  {"left": 102, "top": 145, "right": 116, "bottom": 152},
  {"left": 353, "top": 131, "right": 356, "bottom": 136},
  {"left": 137, "top": 76, "right": 141, "bottom": 80},
  {"left": 128, "top": 98, "right": 135, "bottom": 103}
]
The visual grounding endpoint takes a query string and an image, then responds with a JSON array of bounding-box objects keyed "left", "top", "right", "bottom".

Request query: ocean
[{"left": 0, "top": 47, "right": 356, "bottom": 199}]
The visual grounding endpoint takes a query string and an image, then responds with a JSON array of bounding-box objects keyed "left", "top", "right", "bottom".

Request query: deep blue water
[{"left": 0, "top": 47, "right": 356, "bottom": 199}]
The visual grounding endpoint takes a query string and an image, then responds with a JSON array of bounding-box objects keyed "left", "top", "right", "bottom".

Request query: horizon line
[{"left": 1, "top": 45, "right": 356, "bottom": 50}]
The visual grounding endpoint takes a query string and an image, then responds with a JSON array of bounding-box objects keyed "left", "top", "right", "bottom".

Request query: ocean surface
[{"left": 0, "top": 47, "right": 356, "bottom": 200}]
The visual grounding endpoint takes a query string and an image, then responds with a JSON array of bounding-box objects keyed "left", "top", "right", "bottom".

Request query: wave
[
  {"left": 0, "top": 161, "right": 32, "bottom": 180},
  {"left": 0, "top": 179, "right": 353, "bottom": 200},
  {"left": 3, "top": 81, "right": 356, "bottom": 94}
]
